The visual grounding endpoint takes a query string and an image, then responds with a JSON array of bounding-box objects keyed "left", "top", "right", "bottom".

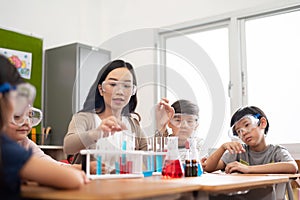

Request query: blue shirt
[{"left": 0, "top": 133, "right": 32, "bottom": 200}]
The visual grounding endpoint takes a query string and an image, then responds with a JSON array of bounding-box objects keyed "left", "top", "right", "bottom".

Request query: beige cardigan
[{"left": 63, "top": 112, "right": 147, "bottom": 164}]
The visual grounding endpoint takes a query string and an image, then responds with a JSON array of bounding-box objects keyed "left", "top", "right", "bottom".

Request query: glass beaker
[{"left": 161, "top": 137, "right": 184, "bottom": 178}]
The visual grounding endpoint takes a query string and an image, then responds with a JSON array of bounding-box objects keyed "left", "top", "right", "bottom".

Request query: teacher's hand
[{"left": 98, "top": 116, "right": 127, "bottom": 137}]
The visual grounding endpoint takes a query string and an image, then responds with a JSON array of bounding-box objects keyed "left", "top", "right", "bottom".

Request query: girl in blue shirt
[{"left": 0, "top": 55, "right": 88, "bottom": 199}]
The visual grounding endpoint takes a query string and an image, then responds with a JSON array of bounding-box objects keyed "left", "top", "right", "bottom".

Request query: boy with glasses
[
  {"left": 203, "top": 106, "right": 298, "bottom": 174},
  {"left": 156, "top": 99, "right": 203, "bottom": 162}
]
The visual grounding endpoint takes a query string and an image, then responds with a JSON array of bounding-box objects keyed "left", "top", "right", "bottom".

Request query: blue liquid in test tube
[
  {"left": 197, "top": 163, "right": 203, "bottom": 176},
  {"left": 122, "top": 140, "right": 127, "bottom": 164},
  {"left": 96, "top": 155, "right": 102, "bottom": 175},
  {"left": 143, "top": 155, "right": 154, "bottom": 177},
  {"left": 115, "top": 161, "right": 120, "bottom": 174},
  {"left": 121, "top": 141, "right": 127, "bottom": 173},
  {"left": 156, "top": 155, "right": 163, "bottom": 172}
]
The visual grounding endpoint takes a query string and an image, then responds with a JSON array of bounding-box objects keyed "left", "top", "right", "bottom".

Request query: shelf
[
  {"left": 38, "top": 145, "right": 63, "bottom": 150},
  {"left": 38, "top": 145, "right": 66, "bottom": 161}
]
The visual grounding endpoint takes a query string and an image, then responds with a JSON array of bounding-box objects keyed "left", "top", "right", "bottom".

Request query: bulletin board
[{"left": 0, "top": 27, "right": 43, "bottom": 133}]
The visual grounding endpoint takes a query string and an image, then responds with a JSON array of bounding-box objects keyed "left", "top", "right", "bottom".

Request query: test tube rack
[{"left": 80, "top": 149, "right": 166, "bottom": 179}]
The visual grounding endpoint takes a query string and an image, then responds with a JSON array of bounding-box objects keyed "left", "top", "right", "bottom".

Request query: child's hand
[
  {"left": 80, "top": 170, "right": 90, "bottom": 184},
  {"left": 155, "top": 98, "right": 175, "bottom": 131},
  {"left": 72, "top": 169, "right": 90, "bottom": 185},
  {"left": 200, "top": 157, "right": 207, "bottom": 170},
  {"left": 222, "top": 141, "right": 245, "bottom": 154},
  {"left": 225, "top": 161, "right": 250, "bottom": 174}
]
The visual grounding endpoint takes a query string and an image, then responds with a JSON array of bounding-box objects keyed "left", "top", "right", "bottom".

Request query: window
[
  {"left": 245, "top": 10, "right": 300, "bottom": 144},
  {"left": 158, "top": 3, "right": 300, "bottom": 156},
  {"left": 164, "top": 27, "right": 230, "bottom": 151}
]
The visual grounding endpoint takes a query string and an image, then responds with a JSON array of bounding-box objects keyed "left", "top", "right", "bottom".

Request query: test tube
[
  {"left": 155, "top": 137, "right": 163, "bottom": 172},
  {"left": 120, "top": 140, "right": 127, "bottom": 174},
  {"left": 96, "top": 155, "right": 102, "bottom": 175}
]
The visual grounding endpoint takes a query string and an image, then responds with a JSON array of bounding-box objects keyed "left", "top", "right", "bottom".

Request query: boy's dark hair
[
  {"left": 171, "top": 99, "right": 199, "bottom": 116},
  {"left": 230, "top": 106, "right": 269, "bottom": 135}
]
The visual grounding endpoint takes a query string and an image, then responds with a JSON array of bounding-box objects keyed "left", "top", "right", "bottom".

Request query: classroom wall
[
  {"left": 0, "top": 0, "right": 297, "bottom": 138},
  {"left": 0, "top": 0, "right": 293, "bottom": 49}
]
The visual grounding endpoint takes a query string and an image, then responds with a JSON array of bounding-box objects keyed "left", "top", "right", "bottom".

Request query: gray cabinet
[{"left": 44, "top": 43, "right": 110, "bottom": 145}]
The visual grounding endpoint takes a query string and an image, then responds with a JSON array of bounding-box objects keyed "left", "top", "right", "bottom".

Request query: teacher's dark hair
[{"left": 80, "top": 60, "right": 139, "bottom": 119}]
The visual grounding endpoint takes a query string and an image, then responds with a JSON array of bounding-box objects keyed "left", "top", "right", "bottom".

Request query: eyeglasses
[
  {"left": 228, "top": 114, "right": 260, "bottom": 139},
  {"left": 101, "top": 80, "right": 137, "bottom": 95},
  {"left": 12, "top": 107, "right": 43, "bottom": 127},
  {"left": 14, "top": 83, "right": 36, "bottom": 116},
  {"left": 169, "top": 113, "right": 198, "bottom": 129}
]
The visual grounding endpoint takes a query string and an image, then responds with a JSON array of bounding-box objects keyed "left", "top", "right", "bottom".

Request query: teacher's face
[{"left": 99, "top": 67, "right": 135, "bottom": 114}]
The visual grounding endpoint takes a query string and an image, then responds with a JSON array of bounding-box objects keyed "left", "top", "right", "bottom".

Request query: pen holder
[
  {"left": 29, "top": 126, "right": 52, "bottom": 145},
  {"left": 37, "top": 133, "right": 51, "bottom": 145},
  {"left": 28, "top": 133, "right": 51, "bottom": 145}
]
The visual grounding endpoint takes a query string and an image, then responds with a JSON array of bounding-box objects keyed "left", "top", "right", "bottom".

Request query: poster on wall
[{"left": 0, "top": 47, "right": 32, "bottom": 79}]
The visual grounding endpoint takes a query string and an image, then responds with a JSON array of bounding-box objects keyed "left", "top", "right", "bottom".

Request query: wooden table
[
  {"left": 267, "top": 173, "right": 300, "bottom": 200},
  {"left": 220, "top": 173, "right": 300, "bottom": 200},
  {"left": 21, "top": 173, "right": 289, "bottom": 200}
]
